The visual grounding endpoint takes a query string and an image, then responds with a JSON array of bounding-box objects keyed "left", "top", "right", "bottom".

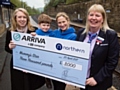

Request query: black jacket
[
  {"left": 76, "top": 28, "right": 119, "bottom": 90},
  {"left": 5, "top": 29, "right": 45, "bottom": 90}
]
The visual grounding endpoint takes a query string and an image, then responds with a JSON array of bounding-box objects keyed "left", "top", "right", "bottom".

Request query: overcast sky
[{"left": 22, "top": 0, "right": 45, "bottom": 8}]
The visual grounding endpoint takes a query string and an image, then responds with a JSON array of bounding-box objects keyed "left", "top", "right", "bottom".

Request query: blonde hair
[
  {"left": 56, "top": 12, "right": 70, "bottom": 22},
  {"left": 10, "top": 8, "right": 34, "bottom": 31},
  {"left": 38, "top": 14, "right": 51, "bottom": 24},
  {"left": 84, "top": 4, "right": 111, "bottom": 33}
]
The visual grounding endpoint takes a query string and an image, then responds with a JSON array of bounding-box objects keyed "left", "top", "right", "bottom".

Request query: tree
[
  {"left": 10, "top": 0, "right": 40, "bottom": 15},
  {"left": 11, "top": 0, "right": 21, "bottom": 7},
  {"left": 66, "top": 0, "right": 80, "bottom": 4}
]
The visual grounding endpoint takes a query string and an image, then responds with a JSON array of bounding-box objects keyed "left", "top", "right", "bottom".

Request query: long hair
[
  {"left": 56, "top": 12, "right": 70, "bottom": 27},
  {"left": 10, "top": 8, "right": 34, "bottom": 31},
  {"left": 84, "top": 4, "right": 111, "bottom": 34}
]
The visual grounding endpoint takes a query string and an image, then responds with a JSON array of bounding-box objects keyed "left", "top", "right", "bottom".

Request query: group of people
[{"left": 5, "top": 3, "right": 119, "bottom": 90}]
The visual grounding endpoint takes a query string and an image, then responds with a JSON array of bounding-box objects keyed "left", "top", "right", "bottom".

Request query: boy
[
  {"left": 34, "top": 14, "right": 53, "bottom": 89},
  {"left": 35, "top": 14, "right": 53, "bottom": 37}
]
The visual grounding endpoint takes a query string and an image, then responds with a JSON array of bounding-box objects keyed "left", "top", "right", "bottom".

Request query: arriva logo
[
  {"left": 13, "top": 33, "right": 21, "bottom": 41},
  {"left": 56, "top": 43, "right": 85, "bottom": 53}
]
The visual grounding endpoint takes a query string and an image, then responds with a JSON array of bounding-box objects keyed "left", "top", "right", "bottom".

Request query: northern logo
[
  {"left": 56, "top": 43, "right": 62, "bottom": 50},
  {"left": 55, "top": 43, "right": 85, "bottom": 53}
]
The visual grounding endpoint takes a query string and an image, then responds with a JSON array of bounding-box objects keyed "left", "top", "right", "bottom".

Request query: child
[
  {"left": 35, "top": 14, "right": 53, "bottom": 89},
  {"left": 35, "top": 14, "right": 53, "bottom": 37}
]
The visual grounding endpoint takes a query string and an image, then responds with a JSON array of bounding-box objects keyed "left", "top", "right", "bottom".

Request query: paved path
[
  {"left": 37, "top": 83, "right": 80, "bottom": 90},
  {"left": 0, "top": 31, "right": 11, "bottom": 90},
  {"left": 29, "top": 16, "right": 39, "bottom": 28}
]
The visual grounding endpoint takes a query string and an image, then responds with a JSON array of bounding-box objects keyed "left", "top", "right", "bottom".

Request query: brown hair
[{"left": 38, "top": 14, "right": 51, "bottom": 24}]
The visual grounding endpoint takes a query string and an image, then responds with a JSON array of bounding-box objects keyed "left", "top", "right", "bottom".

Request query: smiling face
[
  {"left": 15, "top": 11, "right": 27, "bottom": 29},
  {"left": 88, "top": 11, "right": 103, "bottom": 32},
  {"left": 57, "top": 16, "right": 70, "bottom": 31},
  {"left": 39, "top": 23, "right": 50, "bottom": 32}
]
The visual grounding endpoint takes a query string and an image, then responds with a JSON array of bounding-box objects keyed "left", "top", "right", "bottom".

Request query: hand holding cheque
[{"left": 12, "top": 32, "right": 90, "bottom": 89}]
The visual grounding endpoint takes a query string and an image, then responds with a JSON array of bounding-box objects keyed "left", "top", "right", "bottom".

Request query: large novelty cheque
[{"left": 12, "top": 32, "right": 90, "bottom": 89}]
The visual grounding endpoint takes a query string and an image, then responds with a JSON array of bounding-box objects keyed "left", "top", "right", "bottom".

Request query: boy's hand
[
  {"left": 31, "top": 32, "right": 36, "bottom": 36},
  {"left": 9, "top": 40, "right": 16, "bottom": 49}
]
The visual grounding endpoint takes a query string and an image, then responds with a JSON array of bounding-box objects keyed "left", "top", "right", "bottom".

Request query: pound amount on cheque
[{"left": 62, "top": 61, "right": 82, "bottom": 70}]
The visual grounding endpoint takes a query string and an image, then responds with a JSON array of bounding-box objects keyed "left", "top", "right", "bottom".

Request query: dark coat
[
  {"left": 76, "top": 28, "right": 119, "bottom": 90},
  {"left": 5, "top": 29, "right": 45, "bottom": 90}
]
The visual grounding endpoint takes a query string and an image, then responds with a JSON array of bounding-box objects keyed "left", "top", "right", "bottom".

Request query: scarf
[{"left": 17, "top": 26, "right": 28, "bottom": 33}]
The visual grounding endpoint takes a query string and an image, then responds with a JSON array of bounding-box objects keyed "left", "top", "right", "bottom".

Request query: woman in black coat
[
  {"left": 76, "top": 4, "right": 119, "bottom": 90},
  {"left": 5, "top": 8, "right": 45, "bottom": 90}
]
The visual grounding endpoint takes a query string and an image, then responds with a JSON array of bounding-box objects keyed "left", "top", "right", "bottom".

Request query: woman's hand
[
  {"left": 86, "top": 77, "right": 97, "bottom": 86},
  {"left": 31, "top": 32, "right": 36, "bottom": 36},
  {"left": 9, "top": 40, "right": 16, "bottom": 49}
]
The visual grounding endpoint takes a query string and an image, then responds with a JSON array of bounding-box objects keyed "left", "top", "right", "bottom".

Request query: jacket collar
[
  {"left": 78, "top": 31, "right": 87, "bottom": 42},
  {"left": 79, "top": 29, "right": 106, "bottom": 53},
  {"left": 92, "top": 29, "right": 106, "bottom": 53}
]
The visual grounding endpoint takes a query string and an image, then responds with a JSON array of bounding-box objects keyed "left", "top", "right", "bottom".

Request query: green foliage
[
  {"left": 47, "top": 0, "right": 65, "bottom": 7},
  {"left": 10, "top": 0, "right": 40, "bottom": 15},
  {"left": 44, "top": 0, "right": 90, "bottom": 11},
  {"left": 48, "top": 0, "right": 55, "bottom": 6},
  {"left": 66, "top": 0, "right": 79, "bottom": 4},
  {"left": 80, "top": 0, "right": 91, "bottom": 2},
  {"left": 53, "top": 0, "right": 65, "bottom": 6},
  {"left": 44, "top": 0, "right": 65, "bottom": 11},
  {"left": 53, "top": 0, "right": 60, "bottom": 7},
  {"left": 11, "top": 0, "right": 21, "bottom": 7},
  {"left": 44, "top": 5, "right": 50, "bottom": 12}
]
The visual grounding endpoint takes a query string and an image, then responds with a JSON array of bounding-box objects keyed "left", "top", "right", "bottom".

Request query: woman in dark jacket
[
  {"left": 5, "top": 8, "right": 45, "bottom": 90},
  {"left": 76, "top": 4, "right": 119, "bottom": 90}
]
